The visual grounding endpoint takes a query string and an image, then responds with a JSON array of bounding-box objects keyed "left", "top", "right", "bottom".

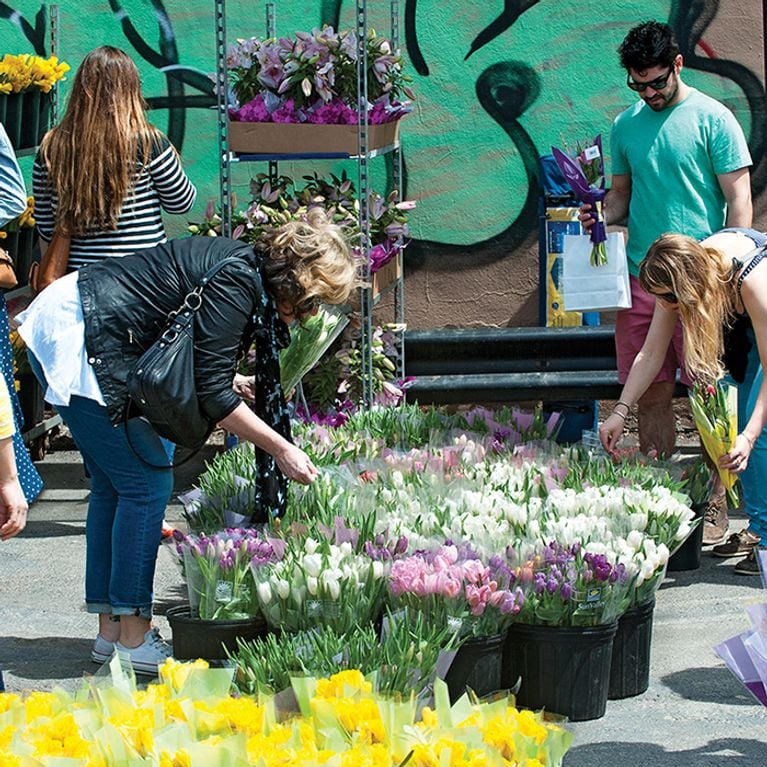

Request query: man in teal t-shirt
[
  {"left": 584, "top": 21, "right": 751, "bottom": 546},
  {"left": 612, "top": 88, "right": 752, "bottom": 277}
]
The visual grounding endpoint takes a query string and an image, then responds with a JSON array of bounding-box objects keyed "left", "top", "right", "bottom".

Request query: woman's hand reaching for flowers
[
  {"left": 599, "top": 412, "right": 626, "bottom": 454},
  {"left": 274, "top": 442, "right": 320, "bottom": 484}
]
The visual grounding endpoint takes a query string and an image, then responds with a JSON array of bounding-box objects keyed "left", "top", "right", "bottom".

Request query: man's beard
[{"left": 643, "top": 81, "right": 679, "bottom": 111}]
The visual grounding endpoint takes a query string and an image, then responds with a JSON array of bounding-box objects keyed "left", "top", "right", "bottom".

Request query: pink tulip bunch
[{"left": 388, "top": 545, "right": 525, "bottom": 638}]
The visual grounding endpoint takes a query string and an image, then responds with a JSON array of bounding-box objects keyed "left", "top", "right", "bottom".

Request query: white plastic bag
[{"left": 562, "top": 232, "right": 631, "bottom": 312}]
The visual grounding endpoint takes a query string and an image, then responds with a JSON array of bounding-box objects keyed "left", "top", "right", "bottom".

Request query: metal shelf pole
[
  {"left": 390, "top": 0, "right": 405, "bottom": 379},
  {"left": 266, "top": 5, "right": 278, "bottom": 187},
  {"left": 214, "top": 0, "right": 232, "bottom": 237},
  {"left": 49, "top": 5, "right": 60, "bottom": 123},
  {"left": 356, "top": 0, "right": 374, "bottom": 405}
]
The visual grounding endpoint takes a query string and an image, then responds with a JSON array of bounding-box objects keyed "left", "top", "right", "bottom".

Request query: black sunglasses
[
  {"left": 294, "top": 295, "right": 320, "bottom": 317},
  {"left": 626, "top": 67, "right": 673, "bottom": 92}
]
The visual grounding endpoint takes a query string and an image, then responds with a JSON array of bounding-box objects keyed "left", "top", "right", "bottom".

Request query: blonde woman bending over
[
  {"left": 18, "top": 209, "right": 359, "bottom": 674},
  {"left": 600, "top": 227, "right": 767, "bottom": 575}
]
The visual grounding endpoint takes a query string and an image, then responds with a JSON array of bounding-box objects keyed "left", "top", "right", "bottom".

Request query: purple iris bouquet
[
  {"left": 171, "top": 529, "right": 284, "bottom": 620},
  {"left": 226, "top": 26, "right": 414, "bottom": 125},
  {"left": 551, "top": 135, "right": 607, "bottom": 266},
  {"left": 512, "top": 541, "right": 632, "bottom": 627}
]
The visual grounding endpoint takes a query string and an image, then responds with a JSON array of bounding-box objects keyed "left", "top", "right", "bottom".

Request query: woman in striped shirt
[
  {"left": 32, "top": 46, "right": 197, "bottom": 269},
  {"left": 29, "top": 46, "right": 196, "bottom": 670}
]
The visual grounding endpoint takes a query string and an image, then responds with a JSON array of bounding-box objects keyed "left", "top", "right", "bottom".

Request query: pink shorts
[{"left": 615, "top": 275, "right": 691, "bottom": 387}]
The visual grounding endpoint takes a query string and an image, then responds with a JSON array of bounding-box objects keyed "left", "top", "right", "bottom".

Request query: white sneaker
[
  {"left": 91, "top": 634, "right": 116, "bottom": 664},
  {"left": 114, "top": 628, "right": 172, "bottom": 676}
]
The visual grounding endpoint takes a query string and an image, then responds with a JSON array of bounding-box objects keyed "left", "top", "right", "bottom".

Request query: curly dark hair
[{"left": 618, "top": 20, "right": 679, "bottom": 72}]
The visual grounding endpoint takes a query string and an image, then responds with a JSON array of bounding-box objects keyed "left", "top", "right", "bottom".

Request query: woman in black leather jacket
[{"left": 17, "top": 209, "right": 358, "bottom": 674}]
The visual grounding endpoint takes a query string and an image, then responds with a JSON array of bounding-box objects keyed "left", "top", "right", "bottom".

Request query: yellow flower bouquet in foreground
[
  {"left": 689, "top": 382, "right": 739, "bottom": 507},
  {"left": 0, "top": 54, "right": 69, "bottom": 94},
  {"left": 0, "top": 659, "right": 572, "bottom": 766}
]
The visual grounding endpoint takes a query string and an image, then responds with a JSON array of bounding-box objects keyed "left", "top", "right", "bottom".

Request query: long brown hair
[
  {"left": 39, "top": 46, "right": 163, "bottom": 235},
  {"left": 640, "top": 233, "right": 737, "bottom": 384}
]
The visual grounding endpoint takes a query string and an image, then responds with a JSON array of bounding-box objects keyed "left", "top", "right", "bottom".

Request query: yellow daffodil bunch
[
  {"left": 1, "top": 197, "right": 35, "bottom": 236},
  {"left": 0, "top": 53, "right": 69, "bottom": 94},
  {"left": 0, "top": 661, "right": 572, "bottom": 766}
]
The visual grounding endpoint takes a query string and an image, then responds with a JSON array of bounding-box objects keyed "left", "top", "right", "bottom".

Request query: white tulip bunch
[{"left": 252, "top": 537, "right": 389, "bottom": 633}]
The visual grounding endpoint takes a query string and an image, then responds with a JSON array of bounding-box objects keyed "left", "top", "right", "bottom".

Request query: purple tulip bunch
[
  {"left": 364, "top": 532, "right": 409, "bottom": 561},
  {"left": 514, "top": 541, "right": 632, "bottom": 627},
  {"left": 171, "top": 529, "right": 285, "bottom": 621}
]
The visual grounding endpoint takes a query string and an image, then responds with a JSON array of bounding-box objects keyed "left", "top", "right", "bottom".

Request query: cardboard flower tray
[{"left": 228, "top": 119, "right": 401, "bottom": 156}]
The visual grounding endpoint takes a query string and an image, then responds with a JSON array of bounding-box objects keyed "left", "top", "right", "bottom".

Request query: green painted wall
[{"left": 2, "top": 1, "right": 765, "bottom": 326}]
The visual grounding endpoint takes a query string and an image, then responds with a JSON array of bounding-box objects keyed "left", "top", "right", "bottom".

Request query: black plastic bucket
[
  {"left": 0, "top": 91, "right": 53, "bottom": 151},
  {"left": 608, "top": 599, "right": 655, "bottom": 699},
  {"left": 443, "top": 632, "right": 506, "bottom": 702},
  {"left": 503, "top": 621, "right": 618, "bottom": 721},
  {"left": 667, "top": 504, "right": 704, "bottom": 572},
  {"left": 166, "top": 605, "right": 268, "bottom": 661}
]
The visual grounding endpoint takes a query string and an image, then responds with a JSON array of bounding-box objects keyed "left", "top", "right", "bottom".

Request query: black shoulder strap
[
  {"left": 199, "top": 255, "right": 244, "bottom": 288},
  {"left": 736, "top": 247, "right": 767, "bottom": 298}
]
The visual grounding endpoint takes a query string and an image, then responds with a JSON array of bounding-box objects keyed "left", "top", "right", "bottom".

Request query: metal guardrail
[{"left": 404, "top": 327, "right": 687, "bottom": 405}]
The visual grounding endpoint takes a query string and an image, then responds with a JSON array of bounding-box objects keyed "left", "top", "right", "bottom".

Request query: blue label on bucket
[{"left": 576, "top": 586, "right": 606, "bottom": 612}]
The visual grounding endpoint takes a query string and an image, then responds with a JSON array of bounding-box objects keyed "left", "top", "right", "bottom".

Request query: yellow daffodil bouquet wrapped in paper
[
  {"left": 689, "top": 381, "right": 739, "bottom": 506},
  {"left": 0, "top": 659, "right": 573, "bottom": 765},
  {"left": 0, "top": 53, "right": 69, "bottom": 150}
]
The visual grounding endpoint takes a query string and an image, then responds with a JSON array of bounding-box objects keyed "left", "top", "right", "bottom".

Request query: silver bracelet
[{"left": 741, "top": 432, "right": 756, "bottom": 450}]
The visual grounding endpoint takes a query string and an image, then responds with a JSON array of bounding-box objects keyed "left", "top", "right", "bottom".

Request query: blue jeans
[
  {"left": 729, "top": 329, "right": 767, "bottom": 543},
  {"left": 29, "top": 353, "right": 174, "bottom": 619}
]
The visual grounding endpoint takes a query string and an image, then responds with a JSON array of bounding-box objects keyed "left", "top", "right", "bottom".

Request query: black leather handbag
[{"left": 126, "top": 257, "right": 241, "bottom": 453}]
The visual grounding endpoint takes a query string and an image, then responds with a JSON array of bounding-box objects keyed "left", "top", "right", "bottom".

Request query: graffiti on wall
[
  {"left": 0, "top": 0, "right": 216, "bottom": 152},
  {"left": 2, "top": 1, "right": 766, "bottom": 270}
]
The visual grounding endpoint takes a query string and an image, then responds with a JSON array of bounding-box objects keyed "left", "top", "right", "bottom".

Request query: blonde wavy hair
[
  {"left": 640, "top": 233, "right": 738, "bottom": 384},
  {"left": 262, "top": 207, "right": 360, "bottom": 315},
  {"left": 39, "top": 46, "right": 164, "bottom": 236}
]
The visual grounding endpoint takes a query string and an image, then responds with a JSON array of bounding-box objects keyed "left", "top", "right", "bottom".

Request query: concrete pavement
[{"left": 1, "top": 446, "right": 766, "bottom": 766}]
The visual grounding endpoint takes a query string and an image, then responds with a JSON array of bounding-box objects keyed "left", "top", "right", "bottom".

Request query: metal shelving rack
[{"left": 213, "top": 0, "right": 405, "bottom": 405}]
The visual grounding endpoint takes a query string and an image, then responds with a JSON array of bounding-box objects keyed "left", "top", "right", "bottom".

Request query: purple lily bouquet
[
  {"left": 226, "top": 26, "right": 414, "bottom": 125},
  {"left": 551, "top": 135, "right": 608, "bottom": 266}
]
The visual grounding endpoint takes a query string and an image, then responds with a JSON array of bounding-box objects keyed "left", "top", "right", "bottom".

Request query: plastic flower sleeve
[
  {"left": 689, "top": 382, "right": 740, "bottom": 506},
  {"left": 551, "top": 137, "right": 608, "bottom": 266},
  {"left": 181, "top": 543, "right": 207, "bottom": 618},
  {"left": 715, "top": 630, "right": 767, "bottom": 708}
]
